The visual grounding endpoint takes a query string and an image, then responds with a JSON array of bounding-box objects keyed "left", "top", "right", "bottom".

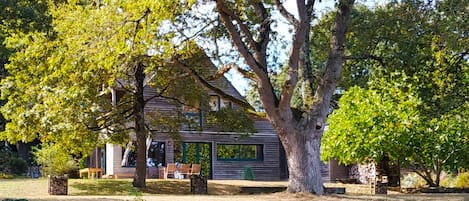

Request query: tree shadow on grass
[
  {"left": 142, "top": 180, "right": 241, "bottom": 195},
  {"left": 70, "top": 179, "right": 241, "bottom": 195},
  {"left": 70, "top": 180, "right": 133, "bottom": 195}
]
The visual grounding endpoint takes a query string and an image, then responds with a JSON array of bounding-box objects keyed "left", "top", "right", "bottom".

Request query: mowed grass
[
  {"left": 0, "top": 178, "right": 244, "bottom": 196},
  {"left": 1, "top": 178, "right": 469, "bottom": 201}
]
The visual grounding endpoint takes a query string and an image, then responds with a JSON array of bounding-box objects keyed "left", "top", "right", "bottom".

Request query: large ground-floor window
[
  {"left": 148, "top": 141, "right": 165, "bottom": 166},
  {"left": 121, "top": 141, "right": 165, "bottom": 167},
  {"left": 174, "top": 142, "right": 212, "bottom": 178},
  {"left": 217, "top": 144, "right": 264, "bottom": 161}
]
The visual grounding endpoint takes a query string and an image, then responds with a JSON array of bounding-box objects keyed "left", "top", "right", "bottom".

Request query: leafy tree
[
  {"left": 0, "top": 0, "right": 53, "bottom": 133},
  {"left": 322, "top": 0, "right": 469, "bottom": 187},
  {"left": 178, "top": 0, "right": 356, "bottom": 194},
  {"left": 0, "top": 0, "right": 210, "bottom": 188}
]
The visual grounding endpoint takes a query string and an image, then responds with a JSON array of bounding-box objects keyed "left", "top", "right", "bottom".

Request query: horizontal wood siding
[{"left": 212, "top": 140, "right": 280, "bottom": 181}]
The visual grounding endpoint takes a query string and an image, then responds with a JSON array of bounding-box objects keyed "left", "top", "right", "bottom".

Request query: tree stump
[
  {"left": 48, "top": 175, "right": 68, "bottom": 195},
  {"left": 190, "top": 175, "right": 208, "bottom": 194}
]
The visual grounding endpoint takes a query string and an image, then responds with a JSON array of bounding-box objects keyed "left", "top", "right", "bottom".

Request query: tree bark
[
  {"left": 280, "top": 127, "right": 324, "bottom": 194},
  {"left": 132, "top": 61, "right": 147, "bottom": 188}
]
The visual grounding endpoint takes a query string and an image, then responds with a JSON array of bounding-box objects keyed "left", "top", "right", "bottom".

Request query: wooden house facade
[
  {"left": 86, "top": 56, "right": 336, "bottom": 181},
  {"left": 90, "top": 65, "right": 288, "bottom": 180}
]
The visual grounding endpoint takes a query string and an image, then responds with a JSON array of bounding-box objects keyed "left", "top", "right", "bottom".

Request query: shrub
[
  {"left": 0, "top": 172, "right": 14, "bottom": 179},
  {"left": 6, "top": 157, "right": 28, "bottom": 175},
  {"left": 440, "top": 174, "right": 456, "bottom": 188},
  {"left": 401, "top": 173, "right": 426, "bottom": 188},
  {"left": 33, "top": 144, "right": 78, "bottom": 176},
  {"left": 455, "top": 172, "right": 469, "bottom": 188}
]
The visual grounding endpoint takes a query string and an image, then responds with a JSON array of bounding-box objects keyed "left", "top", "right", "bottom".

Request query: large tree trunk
[
  {"left": 281, "top": 127, "right": 324, "bottom": 194},
  {"left": 214, "top": 0, "right": 354, "bottom": 195},
  {"left": 132, "top": 61, "right": 147, "bottom": 188}
]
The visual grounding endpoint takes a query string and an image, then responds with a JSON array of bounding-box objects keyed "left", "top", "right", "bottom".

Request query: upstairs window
[
  {"left": 209, "top": 95, "right": 220, "bottom": 111},
  {"left": 182, "top": 112, "right": 202, "bottom": 131},
  {"left": 210, "top": 95, "right": 232, "bottom": 111}
]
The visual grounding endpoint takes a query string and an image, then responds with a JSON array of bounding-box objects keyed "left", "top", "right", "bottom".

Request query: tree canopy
[
  {"left": 1, "top": 0, "right": 262, "bottom": 187},
  {"left": 0, "top": 0, "right": 212, "bottom": 187},
  {"left": 322, "top": 0, "right": 469, "bottom": 187}
]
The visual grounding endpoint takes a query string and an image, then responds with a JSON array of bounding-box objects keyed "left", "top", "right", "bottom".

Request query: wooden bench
[{"left": 79, "top": 168, "right": 103, "bottom": 178}]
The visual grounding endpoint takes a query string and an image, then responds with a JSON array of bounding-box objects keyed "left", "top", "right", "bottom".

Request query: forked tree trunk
[
  {"left": 132, "top": 61, "right": 147, "bottom": 188},
  {"left": 214, "top": 0, "right": 354, "bottom": 195},
  {"left": 282, "top": 128, "right": 324, "bottom": 194}
]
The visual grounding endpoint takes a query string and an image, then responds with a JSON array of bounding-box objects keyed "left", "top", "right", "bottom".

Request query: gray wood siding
[{"left": 179, "top": 131, "right": 280, "bottom": 181}]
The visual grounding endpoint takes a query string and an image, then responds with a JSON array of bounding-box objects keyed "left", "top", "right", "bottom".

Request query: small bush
[
  {"left": 6, "top": 157, "right": 28, "bottom": 175},
  {"left": 33, "top": 144, "right": 78, "bottom": 176},
  {"left": 401, "top": 173, "right": 426, "bottom": 188},
  {"left": 455, "top": 172, "right": 469, "bottom": 188},
  {"left": 0, "top": 172, "right": 14, "bottom": 179},
  {"left": 440, "top": 175, "right": 456, "bottom": 188}
]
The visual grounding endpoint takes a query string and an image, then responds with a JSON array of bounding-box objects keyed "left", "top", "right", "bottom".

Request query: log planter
[{"left": 48, "top": 175, "right": 68, "bottom": 195}]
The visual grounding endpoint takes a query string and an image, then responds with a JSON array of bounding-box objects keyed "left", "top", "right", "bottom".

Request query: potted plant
[{"left": 33, "top": 143, "right": 78, "bottom": 195}]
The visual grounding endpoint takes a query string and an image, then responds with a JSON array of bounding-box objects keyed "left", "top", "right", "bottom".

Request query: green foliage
[
  {"left": 322, "top": 83, "right": 420, "bottom": 164},
  {"left": 455, "top": 172, "right": 469, "bottom": 188},
  {"left": 33, "top": 143, "right": 78, "bottom": 176},
  {"left": 401, "top": 173, "right": 427, "bottom": 188},
  {"left": 0, "top": 148, "right": 27, "bottom": 176},
  {"left": 321, "top": 0, "right": 469, "bottom": 187},
  {"left": 323, "top": 76, "right": 468, "bottom": 186},
  {"left": 6, "top": 157, "right": 28, "bottom": 175},
  {"left": 207, "top": 107, "right": 256, "bottom": 133},
  {"left": 174, "top": 142, "right": 211, "bottom": 177},
  {"left": 312, "top": 0, "right": 469, "bottom": 90},
  {"left": 127, "top": 187, "right": 145, "bottom": 201},
  {"left": 0, "top": 0, "right": 204, "bottom": 154},
  {"left": 0, "top": 172, "right": 14, "bottom": 179}
]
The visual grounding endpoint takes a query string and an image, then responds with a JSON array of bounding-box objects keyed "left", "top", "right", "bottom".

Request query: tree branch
[
  {"left": 216, "top": 1, "right": 257, "bottom": 52},
  {"left": 273, "top": 0, "right": 299, "bottom": 26},
  {"left": 278, "top": 0, "right": 315, "bottom": 111},
  {"left": 143, "top": 84, "right": 169, "bottom": 104},
  {"left": 172, "top": 58, "right": 255, "bottom": 111},
  {"left": 311, "top": 0, "right": 354, "bottom": 118},
  {"left": 207, "top": 63, "right": 257, "bottom": 81},
  {"left": 215, "top": 0, "right": 264, "bottom": 73},
  {"left": 252, "top": 1, "right": 270, "bottom": 67},
  {"left": 215, "top": 0, "right": 279, "bottom": 113}
]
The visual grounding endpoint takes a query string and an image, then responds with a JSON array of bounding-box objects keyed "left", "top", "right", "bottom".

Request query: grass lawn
[{"left": 0, "top": 178, "right": 468, "bottom": 201}]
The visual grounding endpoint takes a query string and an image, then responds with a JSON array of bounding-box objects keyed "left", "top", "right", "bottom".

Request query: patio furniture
[
  {"left": 179, "top": 163, "right": 191, "bottom": 178},
  {"left": 79, "top": 168, "right": 103, "bottom": 179},
  {"left": 189, "top": 164, "right": 201, "bottom": 176},
  {"left": 164, "top": 163, "right": 177, "bottom": 179}
]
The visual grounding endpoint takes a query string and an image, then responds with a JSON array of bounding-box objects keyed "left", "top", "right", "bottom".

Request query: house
[{"left": 85, "top": 56, "right": 335, "bottom": 181}]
